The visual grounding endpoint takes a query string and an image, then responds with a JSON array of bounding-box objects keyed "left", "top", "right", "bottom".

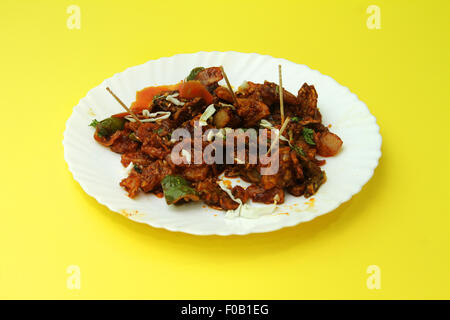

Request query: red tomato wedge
[
  {"left": 178, "top": 80, "right": 213, "bottom": 105},
  {"left": 111, "top": 112, "right": 130, "bottom": 118},
  {"left": 129, "top": 81, "right": 213, "bottom": 113}
]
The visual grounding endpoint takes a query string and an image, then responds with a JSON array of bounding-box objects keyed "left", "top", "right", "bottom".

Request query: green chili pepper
[
  {"left": 91, "top": 117, "right": 126, "bottom": 137},
  {"left": 89, "top": 119, "right": 99, "bottom": 128},
  {"left": 186, "top": 67, "right": 205, "bottom": 81},
  {"left": 161, "top": 175, "right": 199, "bottom": 205}
]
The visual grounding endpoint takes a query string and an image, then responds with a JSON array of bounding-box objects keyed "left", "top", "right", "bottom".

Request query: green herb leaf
[
  {"left": 89, "top": 119, "right": 99, "bottom": 128},
  {"left": 186, "top": 67, "right": 205, "bottom": 81},
  {"left": 302, "top": 128, "right": 316, "bottom": 145},
  {"left": 128, "top": 132, "right": 140, "bottom": 142},
  {"left": 133, "top": 164, "right": 142, "bottom": 174},
  {"left": 291, "top": 117, "right": 301, "bottom": 123},
  {"left": 95, "top": 117, "right": 126, "bottom": 137},
  {"left": 161, "top": 175, "right": 199, "bottom": 205},
  {"left": 292, "top": 144, "right": 305, "bottom": 156},
  {"left": 152, "top": 94, "right": 165, "bottom": 103}
]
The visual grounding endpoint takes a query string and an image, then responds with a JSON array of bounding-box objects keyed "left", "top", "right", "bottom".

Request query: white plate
[{"left": 63, "top": 52, "right": 381, "bottom": 235}]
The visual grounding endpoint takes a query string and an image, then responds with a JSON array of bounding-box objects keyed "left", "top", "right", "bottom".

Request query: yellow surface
[{"left": 0, "top": 0, "right": 449, "bottom": 299}]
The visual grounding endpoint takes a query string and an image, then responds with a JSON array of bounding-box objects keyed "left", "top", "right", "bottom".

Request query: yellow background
[{"left": 1, "top": 0, "right": 449, "bottom": 299}]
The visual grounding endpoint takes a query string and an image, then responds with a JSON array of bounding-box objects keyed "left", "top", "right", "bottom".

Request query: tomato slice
[
  {"left": 111, "top": 112, "right": 130, "bottom": 118},
  {"left": 178, "top": 80, "right": 213, "bottom": 105},
  {"left": 129, "top": 81, "right": 213, "bottom": 113}
]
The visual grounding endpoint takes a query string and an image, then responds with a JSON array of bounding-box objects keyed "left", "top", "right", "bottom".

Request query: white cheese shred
[
  {"left": 217, "top": 180, "right": 277, "bottom": 219},
  {"left": 259, "top": 119, "right": 289, "bottom": 142},
  {"left": 125, "top": 111, "right": 171, "bottom": 123},
  {"left": 166, "top": 93, "right": 184, "bottom": 106},
  {"left": 199, "top": 104, "right": 216, "bottom": 127}
]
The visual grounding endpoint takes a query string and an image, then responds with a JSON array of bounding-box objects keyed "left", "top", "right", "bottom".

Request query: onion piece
[{"left": 317, "top": 132, "right": 343, "bottom": 157}]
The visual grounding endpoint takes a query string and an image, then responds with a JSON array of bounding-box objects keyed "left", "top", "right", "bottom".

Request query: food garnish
[{"left": 302, "top": 128, "right": 316, "bottom": 145}]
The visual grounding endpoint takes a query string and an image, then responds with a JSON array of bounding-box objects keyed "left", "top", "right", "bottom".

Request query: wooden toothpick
[
  {"left": 220, "top": 66, "right": 239, "bottom": 107},
  {"left": 106, "top": 87, "right": 142, "bottom": 124},
  {"left": 278, "top": 65, "right": 285, "bottom": 124},
  {"left": 266, "top": 116, "right": 291, "bottom": 155}
]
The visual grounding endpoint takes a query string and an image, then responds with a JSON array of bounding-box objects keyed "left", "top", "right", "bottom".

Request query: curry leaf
[
  {"left": 292, "top": 144, "right": 305, "bottom": 156},
  {"left": 302, "top": 128, "right": 316, "bottom": 145}
]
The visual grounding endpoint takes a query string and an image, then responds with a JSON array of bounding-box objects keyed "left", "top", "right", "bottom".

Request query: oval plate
[{"left": 63, "top": 52, "right": 381, "bottom": 235}]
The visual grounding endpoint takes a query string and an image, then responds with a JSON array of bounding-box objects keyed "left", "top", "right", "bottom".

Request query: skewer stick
[
  {"left": 106, "top": 87, "right": 142, "bottom": 124},
  {"left": 278, "top": 65, "right": 285, "bottom": 124},
  {"left": 266, "top": 116, "right": 291, "bottom": 155},
  {"left": 220, "top": 66, "right": 239, "bottom": 107}
]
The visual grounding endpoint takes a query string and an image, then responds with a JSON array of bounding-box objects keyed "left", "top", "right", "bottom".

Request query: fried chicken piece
[
  {"left": 297, "top": 83, "right": 321, "bottom": 121},
  {"left": 232, "top": 185, "right": 248, "bottom": 203},
  {"left": 121, "top": 151, "right": 152, "bottom": 167},
  {"left": 139, "top": 160, "right": 173, "bottom": 193},
  {"left": 215, "top": 86, "right": 270, "bottom": 126},
  {"left": 234, "top": 98, "right": 270, "bottom": 127},
  {"left": 110, "top": 133, "right": 139, "bottom": 154},
  {"left": 246, "top": 185, "right": 285, "bottom": 204},
  {"left": 195, "top": 67, "right": 223, "bottom": 86},
  {"left": 182, "top": 165, "right": 210, "bottom": 182},
  {"left": 194, "top": 178, "right": 240, "bottom": 210},
  {"left": 120, "top": 172, "right": 141, "bottom": 198}
]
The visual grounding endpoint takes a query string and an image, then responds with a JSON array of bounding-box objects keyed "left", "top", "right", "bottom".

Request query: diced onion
[{"left": 238, "top": 81, "right": 249, "bottom": 91}]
